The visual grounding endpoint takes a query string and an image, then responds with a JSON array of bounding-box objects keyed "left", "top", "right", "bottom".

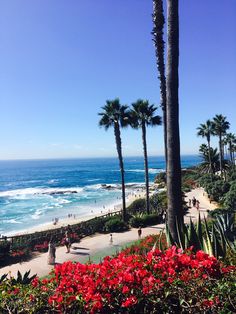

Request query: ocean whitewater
[{"left": 0, "top": 156, "right": 200, "bottom": 235}]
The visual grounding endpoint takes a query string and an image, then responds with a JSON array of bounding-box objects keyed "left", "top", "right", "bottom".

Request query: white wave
[
  {"left": 85, "top": 184, "right": 102, "bottom": 190},
  {"left": 57, "top": 198, "right": 71, "bottom": 204},
  {"left": 87, "top": 179, "right": 101, "bottom": 182},
  {"left": 48, "top": 179, "right": 58, "bottom": 184},
  {"left": 148, "top": 168, "right": 161, "bottom": 174},
  {"left": 0, "top": 187, "right": 84, "bottom": 198},
  {"left": 126, "top": 168, "right": 161, "bottom": 174},
  {"left": 126, "top": 169, "right": 145, "bottom": 173},
  {"left": 31, "top": 208, "right": 44, "bottom": 220},
  {"left": 2, "top": 219, "right": 22, "bottom": 224}
]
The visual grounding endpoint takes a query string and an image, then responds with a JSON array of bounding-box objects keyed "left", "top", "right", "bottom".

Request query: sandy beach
[
  {"left": 0, "top": 187, "right": 216, "bottom": 278},
  {"left": 8, "top": 188, "right": 147, "bottom": 236}
]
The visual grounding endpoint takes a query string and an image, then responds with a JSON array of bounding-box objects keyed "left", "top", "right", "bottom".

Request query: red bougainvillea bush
[{"left": 0, "top": 237, "right": 235, "bottom": 313}]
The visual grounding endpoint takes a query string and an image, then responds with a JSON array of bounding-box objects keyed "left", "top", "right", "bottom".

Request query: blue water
[{"left": 0, "top": 155, "right": 200, "bottom": 235}]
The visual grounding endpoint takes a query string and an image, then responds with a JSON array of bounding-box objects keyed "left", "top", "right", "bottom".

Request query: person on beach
[
  {"left": 188, "top": 199, "right": 191, "bottom": 207},
  {"left": 109, "top": 233, "right": 113, "bottom": 245},
  {"left": 48, "top": 237, "right": 56, "bottom": 265},
  {"left": 64, "top": 230, "right": 71, "bottom": 253},
  {"left": 138, "top": 227, "right": 142, "bottom": 239}
]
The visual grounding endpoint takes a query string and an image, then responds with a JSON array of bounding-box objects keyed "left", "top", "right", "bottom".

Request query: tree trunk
[
  {"left": 166, "top": 0, "right": 183, "bottom": 242},
  {"left": 229, "top": 143, "right": 233, "bottom": 163},
  {"left": 114, "top": 123, "right": 126, "bottom": 221},
  {"left": 142, "top": 121, "right": 150, "bottom": 214},
  {"left": 152, "top": 0, "right": 167, "bottom": 168},
  {"left": 207, "top": 137, "right": 213, "bottom": 176},
  {"left": 219, "top": 135, "right": 223, "bottom": 176}
]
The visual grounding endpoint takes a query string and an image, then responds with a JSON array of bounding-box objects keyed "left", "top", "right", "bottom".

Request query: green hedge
[
  {"left": 105, "top": 217, "right": 129, "bottom": 233},
  {"left": 130, "top": 213, "right": 162, "bottom": 228}
]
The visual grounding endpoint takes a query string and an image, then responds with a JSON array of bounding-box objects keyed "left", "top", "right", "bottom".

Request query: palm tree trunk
[
  {"left": 219, "top": 135, "right": 223, "bottom": 176},
  {"left": 166, "top": 0, "right": 183, "bottom": 242},
  {"left": 207, "top": 138, "right": 213, "bottom": 176},
  {"left": 141, "top": 122, "right": 150, "bottom": 214},
  {"left": 152, "top": 0, "right": 167, "bottom": 168},
  {"left": 114, "top": 123, "right": 126, "bottom": 221},
  {"left": 229, "top": 143, "right": 233, "bottom": 163}
]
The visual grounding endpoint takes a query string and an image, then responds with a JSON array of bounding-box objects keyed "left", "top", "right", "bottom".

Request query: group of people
[
  {"left": 67, "top": 213, "right": 76, "bottom": 219},
  {"left": 47, "top": 225, "right": 72, "bottom": 265},
  {"left": 189, "top": 196, "right": 200, "bottom": 210},
  {"left": 109, "top": 227, "right": 142, "bottom": 246},
  {"left": 48, "top": 225, "right": 143, "bottom": 265},
  {"left": 52, "top": 217, "right": 59, "bottom": 225}
]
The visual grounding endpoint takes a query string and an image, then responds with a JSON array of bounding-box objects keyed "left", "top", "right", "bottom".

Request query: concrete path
[
  {"left": 184, "top": 187, "right": 217, "bottom": 223},
  {"left": 0, "top": 187, "right": 216, "bottom": 278}
]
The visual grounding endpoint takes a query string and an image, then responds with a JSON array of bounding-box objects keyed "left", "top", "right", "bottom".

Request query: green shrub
[
  {"left": 105, "top": 217, "right": 129, "bottom": 233},
  {"left": 127, "top": 198, "right": 146, "bottom": 214},
  {"left": 0, "top": 240, "right": 10, "bottom": 256},
  {"left": 223, "top": 183, "right": 236, "bottom": 211},
  {"left": 150, "top": 192, "right": 167, "bottom": 213},
  {"left": 130, "top": 213, "right": 162, "bottom": 228},
  {"left": 154, "top": 171, "right": 166, "bottom": 184},
  {"left": 127, "top": 192, "right": 167, "bottom": 216},
  {"left": 87, "top": 216, "right": 110, "bottom": 233},
  {"left": 204, "top": 180, "right": 230, "bottom": 202}
]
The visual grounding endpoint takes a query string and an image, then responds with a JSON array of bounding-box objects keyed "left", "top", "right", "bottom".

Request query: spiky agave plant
[{"left": 165, "top": 213, "right": 235, "bottom": 259}]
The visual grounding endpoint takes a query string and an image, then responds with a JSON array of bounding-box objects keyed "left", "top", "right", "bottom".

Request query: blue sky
[{"left": 0, "top": 0, "right": 236, "bottom": 160}]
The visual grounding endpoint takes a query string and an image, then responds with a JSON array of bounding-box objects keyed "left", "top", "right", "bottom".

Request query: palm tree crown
[
  {"left": 197, "top": 119, "right": 214, "bottom": 175},
  {"left": 98, "top": 99, "right": 129, "bottom": 130},
  {"left": 197, "top": 119, "right": 213, "bottom": 143},
  {"left": 212, "top": 114, "right": 230, "bottom": 137},
  {"left": 129, "top": 100, "right": 162, "bottom": 128}
]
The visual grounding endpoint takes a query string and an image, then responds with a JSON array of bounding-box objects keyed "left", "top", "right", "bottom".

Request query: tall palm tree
[
  {"left": 152, "top": 0, "right": 167, "bottom": 165},
  {"left": 98, "top": 99, "right": 129, "bottom": 221},
  {"left": 129, "top": 100, "right": 162, "bottom": 214},
  {"left": 197, "top": 120, "right": 214, "bottom": 175},
  {"left": 225, "top": 133, "right": 236, "bottom": 164},
  {"left": 212, "top": 114, "right": 230, "bottom": 176},
  {"left": 166, "top": 0, "right": 183, "bottom": 241}
]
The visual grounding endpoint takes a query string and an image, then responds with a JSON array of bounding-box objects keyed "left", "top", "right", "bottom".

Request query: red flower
[
  {"left": 122, "top": 285, "right": 130, "bottom": 294},
  {"left": 31, "top": 277, "right": 39, "bottom": 287},
  {"left": 122, "top": 296, "right": 138, "bottom": 307}
]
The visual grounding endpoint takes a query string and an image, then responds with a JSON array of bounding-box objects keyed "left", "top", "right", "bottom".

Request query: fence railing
[{"left": 0, "top": 210, "right": 122, "bottom": 246}]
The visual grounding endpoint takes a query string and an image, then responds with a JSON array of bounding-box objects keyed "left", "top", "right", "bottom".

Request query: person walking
[
  {"left": 138, "top": 227, "right": 142, "bottom": 239},
  {"left": 64, "top": 230, "right": 71, "bottom": 253},
  {"left": 188, "top": 199, "right": 191, "bottom": 207},
  {"left": 47, "top": 238, "right": 56, "bottom": 265},
  {"left": 109, "top": 233, "right": 113, "bottom": 245}
]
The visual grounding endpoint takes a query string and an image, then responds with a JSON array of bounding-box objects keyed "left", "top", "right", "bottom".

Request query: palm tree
[
  {"left": 152, "top": 0, "right": 167, "bottom": 165},
  {"left": 129, "top": 100, "right": 162, "bottom": 214},
  {"left": 98, "top": 99, "right": 129, "bottom": 221},
  {"left": 225, "top": 133, "right": 236, "bottom": 164},
  {"left": 165, "top": 0, "right": 183, "bottom": 241},
  {"left": 223, "top": 136, "right": 229, "bottom": 160},
  {"left": 212, "top": 114, "right": 230, "bottom": 176},
  {"left": 197, "top": 120, "right": 214, "bottom": 175},
  {"left": 199, "top": 144, "right": 220, "bottom": 174}
]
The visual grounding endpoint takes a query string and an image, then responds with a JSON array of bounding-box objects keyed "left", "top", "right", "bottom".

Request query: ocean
[{"left": 0, "top": 155, "right": 200, "bottom": 235}]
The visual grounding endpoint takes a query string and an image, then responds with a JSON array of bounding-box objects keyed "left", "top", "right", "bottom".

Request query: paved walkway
[{"left": 0, "top": 187, "right": 216, "bottom": 278}]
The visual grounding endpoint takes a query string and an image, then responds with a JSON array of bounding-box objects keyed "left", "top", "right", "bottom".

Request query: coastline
[
  {"left": 0, "top": 187, "right": 216, "bottom": 278},
  {"left": 6, "top": 187, "right": 148, "bottom": 236}
]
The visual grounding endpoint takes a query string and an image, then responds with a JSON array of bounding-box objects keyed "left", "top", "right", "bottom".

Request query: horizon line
[{"left": 0, "top": 154, "right": 200, "bottom": 162}]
